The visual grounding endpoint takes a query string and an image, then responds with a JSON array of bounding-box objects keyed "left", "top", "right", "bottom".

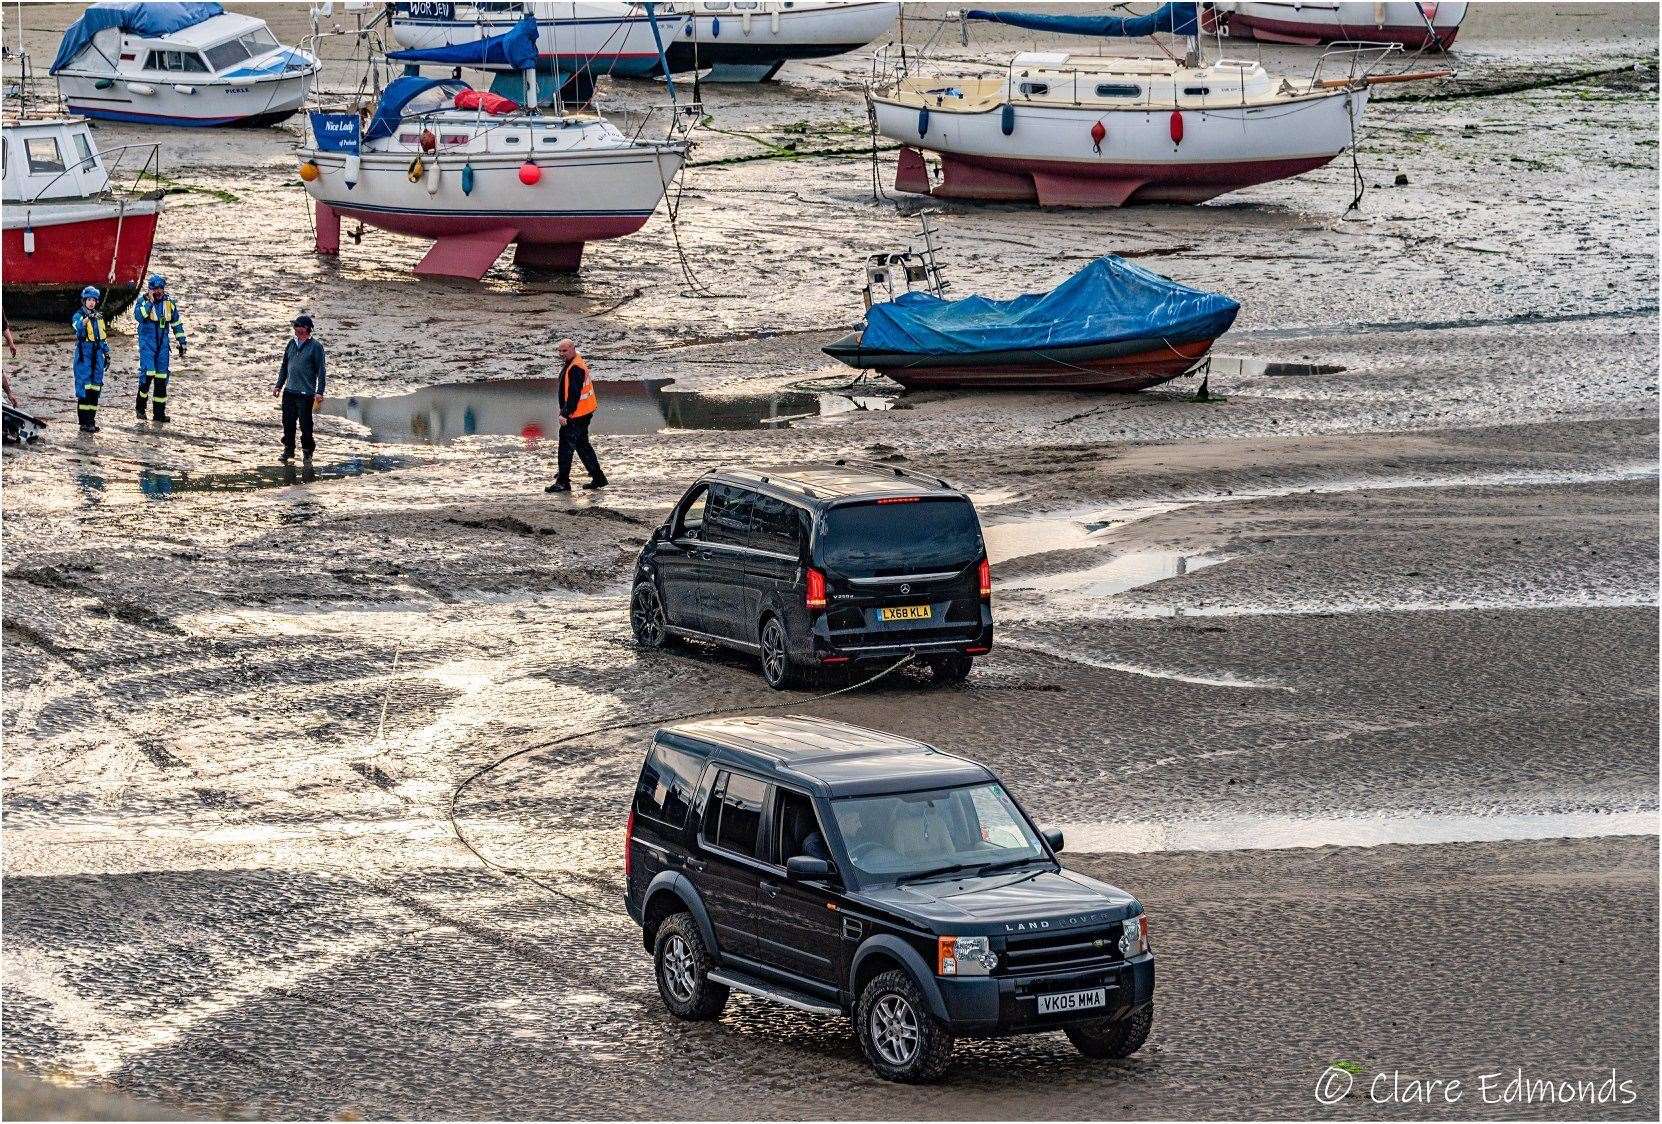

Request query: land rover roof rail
[{"left": 831, "top": 457, "right": 951, "bottom": 489}]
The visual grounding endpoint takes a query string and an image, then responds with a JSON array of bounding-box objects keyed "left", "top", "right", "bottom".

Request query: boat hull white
[
  {"left": 1215, "top": 2, "right": 1468, "bottom": 50},
  {"left": 390, "top": 3, "right": 686, "bottom": 79},
  {"left": 875, "top": 89, "right": 1368, "bottom": 206},
  {"left": 663, "top": 1, "right": 899, "bottom": 80},
  {"left": 300, "top": 146, "right": 686, "bottom": 277},
  {"left": 56, "top": 68, "right": 318, "bottom": 127}
]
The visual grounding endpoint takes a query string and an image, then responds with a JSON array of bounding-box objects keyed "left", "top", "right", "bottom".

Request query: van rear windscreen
[{"left": 819, "top": 498, "right": 983, "bottom": 576}]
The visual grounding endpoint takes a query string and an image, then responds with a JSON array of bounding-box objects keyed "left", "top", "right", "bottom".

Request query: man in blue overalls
[
  {"left": 71, "top": 286, "right": 109, "bottom": 434},
  {"left": 134, "top": 273, "right": 187, "bottom": 422}
]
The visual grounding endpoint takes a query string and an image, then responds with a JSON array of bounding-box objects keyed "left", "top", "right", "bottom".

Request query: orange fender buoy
[
  {"left": 519, "top": 161, "right": 542, "bottom": 186},
  {"left": 298, "top": 160, "right": 320, "bottom": 182},
  {"left": 1170, "top": 110, "right": 1184, "bottom": 146},
  {"left": 1090, "top": 120, "right": 1106, "bottom": 153}
]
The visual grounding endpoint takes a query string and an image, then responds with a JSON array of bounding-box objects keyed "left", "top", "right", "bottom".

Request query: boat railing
[
  {"left": 17, "top": 142, "right": 164, "bottom": 208},
  {"left": 1310, "top": 42, "right": 1403, "bottom": 88}
]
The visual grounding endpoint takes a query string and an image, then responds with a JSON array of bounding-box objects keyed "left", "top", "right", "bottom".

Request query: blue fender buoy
[
  {"left": 711, "top": 16, "right": 720, "bottom": 36},
  {"left": 918, "top": 106, "right": 930, "bottom": 137},
  {"left": 1000, "top": 102, "right": 1015, "bottom": 136},
  {"left": 461, "top": 163, "right": 476, "bottom": 195}
]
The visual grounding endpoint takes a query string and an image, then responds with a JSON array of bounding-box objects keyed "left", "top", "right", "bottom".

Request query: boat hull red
[
  {"left": 897, "top": 146, "right": 1337, "bottom": 207},
  {"left": 2, "top": 209, "right": 160, "bottom": 319},
  {"left": 880, "top": 338, "right": 1214, "bottom": 391},
  {"left": 1224, "top": 12, "right": 1461, "bottom": 50}
]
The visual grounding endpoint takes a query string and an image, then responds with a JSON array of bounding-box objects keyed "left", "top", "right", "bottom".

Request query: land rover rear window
[
  {"left": 818, "top": 498, "right": 983, "bottom": 576},
  {"left": 635, "top": 742, "right": 703, "bottom": 828}
]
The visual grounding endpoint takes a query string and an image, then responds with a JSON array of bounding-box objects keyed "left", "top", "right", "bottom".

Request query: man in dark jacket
[
  {"left": 545, "top": 337, "right": 607, "bottom": 493},
  {"left": 273, "top": 314, "right": 325, "bottom": 462}
]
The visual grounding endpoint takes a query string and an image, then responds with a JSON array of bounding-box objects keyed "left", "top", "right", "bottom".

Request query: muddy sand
[{"left": 2, "top": 2, "right": 1658, "bottom": 1120}]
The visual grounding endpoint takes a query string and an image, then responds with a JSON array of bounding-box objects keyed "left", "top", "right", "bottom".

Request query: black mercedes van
[
  {"left": 624, "top": 716, "right": 1155, "bottom": 1083},
  {"left": 629, "top": 460, "right": 993, "bottom": 688}
]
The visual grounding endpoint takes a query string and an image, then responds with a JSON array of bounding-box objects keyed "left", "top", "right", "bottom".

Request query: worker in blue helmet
[
  {"left": 133, "top": 273, "right": 187, "bottom": 422},
  {"left": 71, "top": 286, "right": 109, "bottom": 433}
]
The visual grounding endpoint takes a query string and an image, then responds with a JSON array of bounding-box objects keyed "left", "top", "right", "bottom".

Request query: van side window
[
  {"left": 704, "top": 485, "right": 758, "bottom": 550},
  {"left": 703, "top": 770, "right": 767, "bottom": 857},
  {"left": 635, "top": 742, "right": 703, "bottom": 827},
  {"left": 751, "top": 495, "right": 804, "bottom": 557},
  {"left": 675, "top": 485, "right": 708, "bottom": 538}
]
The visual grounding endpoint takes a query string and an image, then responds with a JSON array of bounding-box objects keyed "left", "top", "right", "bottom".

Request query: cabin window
[
  {"left": 442, "top": 134, "right": 469, "bottom": 145},
  {"left": 538, "top": 137, "right": 559, "bottom": 145},
  {"left": 705, "top": 1, "right": 731, "bottom": 10},
  {"left": 204, "top": 40, "right": 253, "bottom": 72},
  {"left": 24, "top": 136, "right": 64, "bottom": 174},
  {"left": 146, "top": 50, "right": 209, "bottom": 73},
  {"left": 733, "top": 1, "right": 758, "bottom": 8},
  {"left": 72, "top": 131, "right": 96, "bottom": 170},
  {"left": 240, "top": 28, "right": 280, "bottom": 54},
  {"left": 1019, "top": 81, "right": 1049, "bottom": 97},
  {"left": 399, "top": 132, "right": 420, "bottom": 144},
  {"left": 502, "top": 134, "right": 523, "bottom": 144},
  {"left": 1183, "top": 85, "right": 1211, "bottom": 96},
  {"left": 1095, "top": 83, "right": 1141, "bottom": 98}
]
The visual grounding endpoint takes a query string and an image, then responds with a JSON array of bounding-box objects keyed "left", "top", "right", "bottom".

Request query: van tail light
[
  {"left": 806, "top": 567, "right": 828, "bottom": 610},
  {"left": 977, "top": 557, "right": 992, "bottom": 600},
  {"left": 624, "top": 806, "right": 635, "bottom": 882}
]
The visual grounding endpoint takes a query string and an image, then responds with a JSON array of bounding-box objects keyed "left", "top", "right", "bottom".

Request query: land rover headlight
[
  {"left": 937, "top": 935, "right": 997, "bottom": 976},
  {"left": 1119, "top": 913, "right": 1149, "bottom": 958}
]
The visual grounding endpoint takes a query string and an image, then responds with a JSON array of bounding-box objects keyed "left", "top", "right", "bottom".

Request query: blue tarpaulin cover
[
  {"left": 964, "top": 2, "right": 1198, "bottom": 38},
  {"left": 387, "top": 13, "right": 540, "bottom": 71},
  {"left": 51, "top": 2, "right": 225, "bottom": 73},
  {"left": 364, "top": 76, "right": 470, "bottom": 143},
  {"left": 861, "top": 256, "right": 1238, "bottom": 356}
]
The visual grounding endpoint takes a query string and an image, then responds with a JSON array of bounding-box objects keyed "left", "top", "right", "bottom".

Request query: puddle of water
[
  {"left": 1204, "top": 355, "right": 1348, "bottom": 378},
  {"left": 1058, "top": 809, "right": 1660, "bottom": 855},
  {"left": 1013, "top": 549, "right": 1229, "bottom": 602},
  {"left": 137, "top": 455, "right": 413, "bottom": 498},
  {"left": 322, "top": 378, "right": 894, "bottom": 445}
]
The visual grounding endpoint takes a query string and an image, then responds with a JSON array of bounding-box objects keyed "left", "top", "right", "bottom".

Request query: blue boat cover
[
  {"left": 387, "top": 13, "right": 540, "bottom": 71},
  {"left": 860, "top": 256, "right": 1238, "bottom": 356},
  {"left": 964, "top": 2, "right": 1198, "bottom": 38},
  {"left": 364, "top": 76, "right": 471, "bottom": 143},
  {"left": 51, "top": 2, "right": 225, "bottom": 73}
]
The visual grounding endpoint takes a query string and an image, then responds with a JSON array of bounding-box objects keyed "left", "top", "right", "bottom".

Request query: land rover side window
[
  {"left": 775, "top": 788, "right": 828, "bottom": 866},
  {"left": 751, "top": 495, "right": 805, "bottom": 557},
  {"left": 704, "top": 485, "right": 758, "bottom": 550},
  {"left": 705, "top": 770, "right": 767, "bottom": 857},
  {"left": 818, "top": 498, "right": 983, "bottom": 577},
  {"left": 24, "top": 137, "right": 64, "bottom": 174},
  {"left": 1096, "top": 83, "right": 1141, "bottom": 98},
  {"left": 675, "top": 486, "right": 708, "bottom": 539},
  {"left": 635, "top": 742, "right": 703, "bottom": 828}
]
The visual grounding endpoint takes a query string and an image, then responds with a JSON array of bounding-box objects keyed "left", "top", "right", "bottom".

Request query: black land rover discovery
[
  {"left": 628, "top": 460, "right": 993, "bottom": 689},
  {"left": 624, "top": 716, "right": 1155, "bottom": 1083}
]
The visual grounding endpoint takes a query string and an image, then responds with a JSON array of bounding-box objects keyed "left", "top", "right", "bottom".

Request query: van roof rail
[{"left": 831, "top": 457, "right": 951, "bottom": 489}]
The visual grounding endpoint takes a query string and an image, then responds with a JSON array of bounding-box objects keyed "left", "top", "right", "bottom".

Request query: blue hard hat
[
  {"left": 147, "top": 274, "right": 166, "bottom": 289},
  {"left": 80, "top": 286, "right": 101, "bottom": 301}
]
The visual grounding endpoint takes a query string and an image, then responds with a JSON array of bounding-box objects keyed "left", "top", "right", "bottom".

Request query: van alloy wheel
[
  {"left": 760, "top": 616, "right": 793, "bottom": 689},
  {"left": 631, "top": 583, "right": 669, "bottom": 647}
]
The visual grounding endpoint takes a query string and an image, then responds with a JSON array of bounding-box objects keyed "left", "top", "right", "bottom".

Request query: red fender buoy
[
  {"left": 1170, "top": 110, "right": 1184, "bottom": 146},
  {"left": 1090, "top": 120, "right": 1106, "bottom": 153},
  {"left": 420, "top": 128, "right": 437, "bottom": 153},
  {"left": 519, "top": 161, "right": 542, "bottom": 186}
]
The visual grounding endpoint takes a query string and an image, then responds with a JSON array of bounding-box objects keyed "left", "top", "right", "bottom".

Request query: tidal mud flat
[{"left": 2, "top": 2, "right": 1659, "bottom": 1119}]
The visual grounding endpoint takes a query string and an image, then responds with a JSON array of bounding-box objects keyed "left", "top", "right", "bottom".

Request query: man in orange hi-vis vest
[{"left": 546, "top": 337, "right": 608, "bottom": 493}]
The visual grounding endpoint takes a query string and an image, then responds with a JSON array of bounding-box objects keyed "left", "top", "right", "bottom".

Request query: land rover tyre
[
  {"left": 1064, "top": 1002, "right": 1154, "bottom": 1059},
  {"left": 759, "top": 614, "right": 796, "bottom": 690},
  {"left": 653, "top": 912, "right": 729, "bottom": 1020},
  {"left": 855, "top": 969, "right": 955, "bottom": 1083},
  {"left": 631, "top": 582, "right": 674, "bottom": 648},
  {"left": 928, "top": 654, "right": 973, "bottom": 684}
]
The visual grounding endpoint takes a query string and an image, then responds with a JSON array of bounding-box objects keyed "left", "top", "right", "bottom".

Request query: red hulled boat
[{"left": 2, "top": 117, "right": 163, "bottom": 318}]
